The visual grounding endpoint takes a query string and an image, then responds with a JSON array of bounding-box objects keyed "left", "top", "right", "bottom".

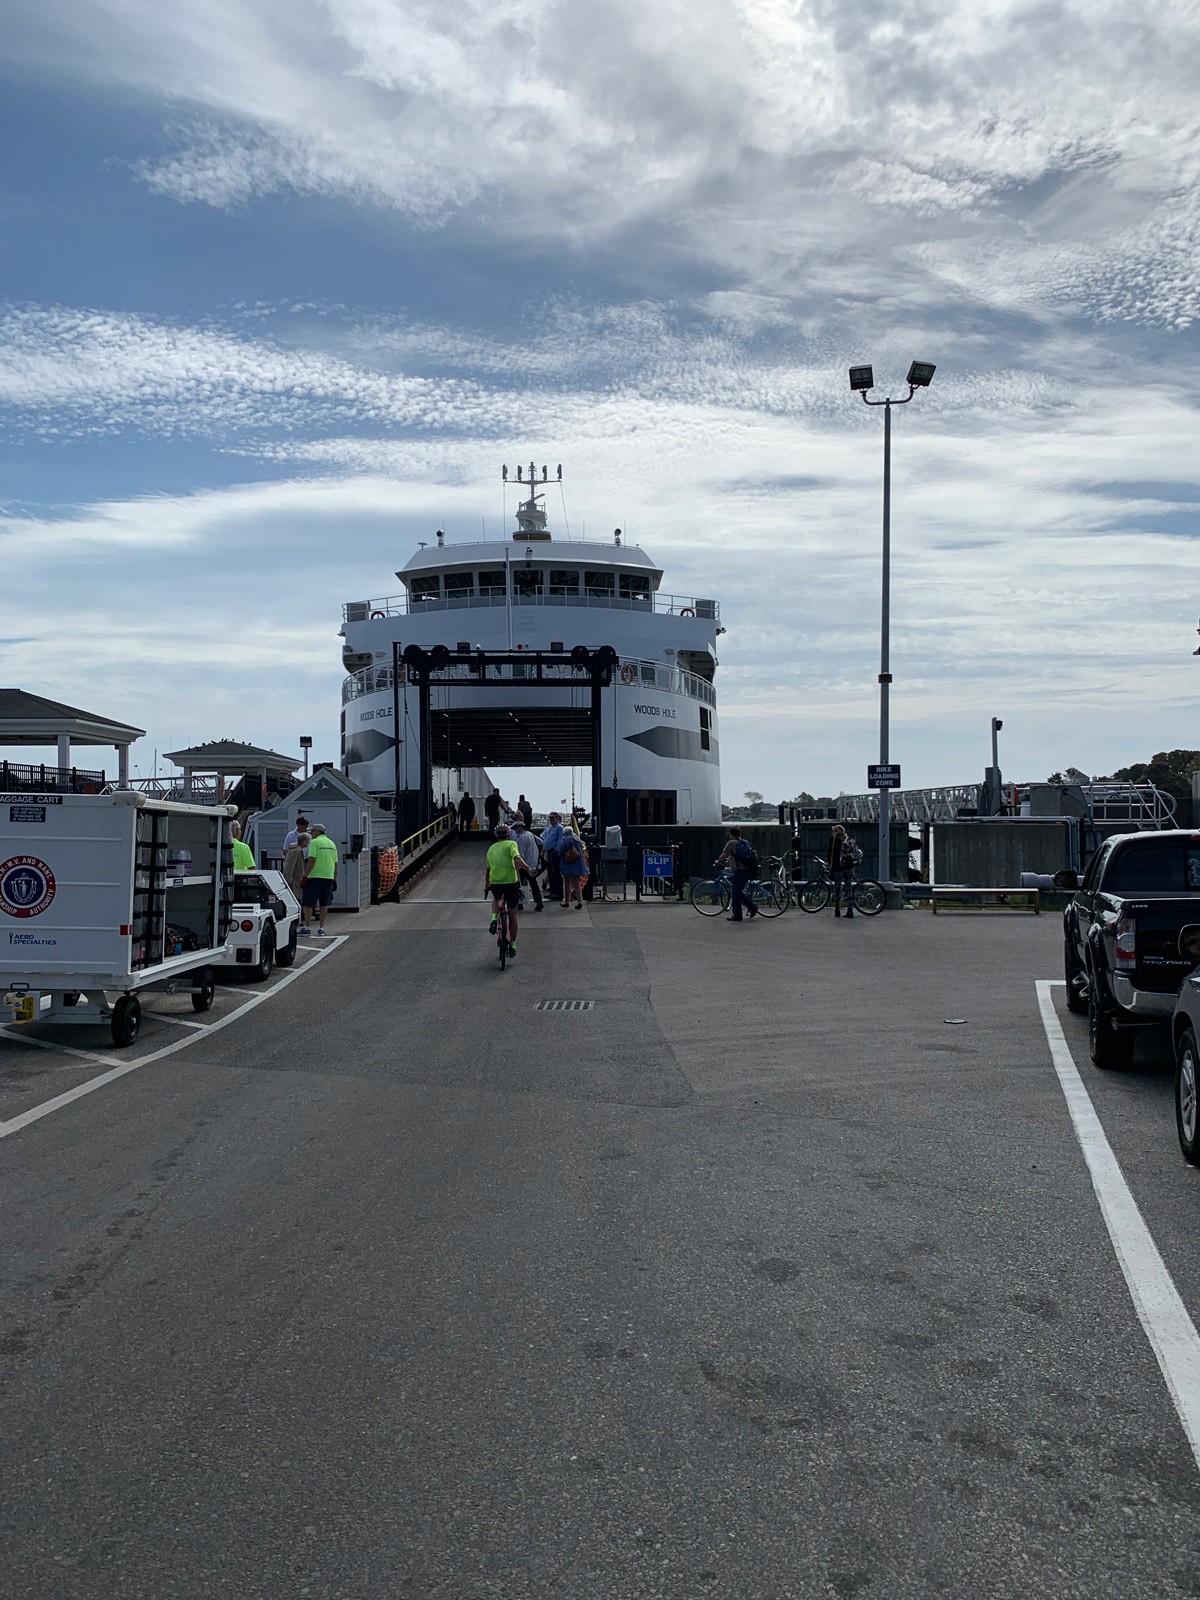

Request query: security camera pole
[{"left": 848, "top": 360, "right": 936, "bottom": 885}]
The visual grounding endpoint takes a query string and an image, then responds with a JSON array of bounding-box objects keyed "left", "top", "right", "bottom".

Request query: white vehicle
[
  {"left": 224, "top": 870, "right": 300, "bottom": 980},
  {"left": 0, "top": 790, "right": 239, "bottom": 1048}
]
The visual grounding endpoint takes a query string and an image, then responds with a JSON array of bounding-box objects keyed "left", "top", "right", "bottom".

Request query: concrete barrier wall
[{"left": 930, "top": 820, "right": 1072, "bottom": 886}]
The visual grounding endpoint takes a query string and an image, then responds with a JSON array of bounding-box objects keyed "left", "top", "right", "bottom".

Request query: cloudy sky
[{"left": 3, "top": 0, "right": 1199, "bottom": 806}]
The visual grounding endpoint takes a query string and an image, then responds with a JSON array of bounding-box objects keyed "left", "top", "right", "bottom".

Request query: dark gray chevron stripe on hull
[
  {"left": 623, "top": 727, "right": 719, "bottom": 764},
  {"left": 343, "top": 728, "right": 396, "bottom": 766}
]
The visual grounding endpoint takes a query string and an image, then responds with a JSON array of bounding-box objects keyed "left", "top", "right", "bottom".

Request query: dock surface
[{"left": 2, "top": 843, "right": 1198, "bottom": 1598}]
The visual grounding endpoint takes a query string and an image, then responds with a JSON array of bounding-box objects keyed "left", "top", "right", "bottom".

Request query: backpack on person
[
  {"left": 733, "top": 838, "right": 759, "bottom": 874},
  {"left": 840, "top": 838, "right": 863, "bottom": 871}
]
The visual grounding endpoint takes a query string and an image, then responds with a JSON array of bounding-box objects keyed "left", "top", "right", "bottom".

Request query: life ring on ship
[
  {"left": 619, "top": 663, "right": 636, "bottom": 684},
  {"left": 370, "top": 609, "right": 387, "bottom": 620},
  {"left": 679, "top": 607, "right": 695, "bottom": 617}
]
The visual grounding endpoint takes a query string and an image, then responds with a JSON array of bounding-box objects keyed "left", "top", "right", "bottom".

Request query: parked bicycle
[
  {"left": 691, "top": 864, "right": 789, "bottom": 918},
  {"left": 796, "top": 854, "right": 886, "bottom": 916}
]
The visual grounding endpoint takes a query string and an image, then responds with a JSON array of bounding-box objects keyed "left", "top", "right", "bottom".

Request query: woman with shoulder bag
[{"left": 559, "top": 826, "right": 588, "bottom": 908}]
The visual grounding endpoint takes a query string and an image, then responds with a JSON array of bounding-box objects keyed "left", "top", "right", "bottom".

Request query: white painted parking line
[
  {"left": 1036, "top": 979, "right": 1200, "bottom": 1471},
  {"left": 0, "top": 936, "right": 348, "bottom": 1142},
  {"left": 0, "top": 1029, "right": 113, "bottom": 1068}
]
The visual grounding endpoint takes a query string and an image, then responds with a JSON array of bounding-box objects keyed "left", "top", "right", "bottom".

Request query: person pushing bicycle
[
  {"left": 485, "top": 823, "right": 532, "bottom": 958},
  {"left": 716, "top": 826, "right": 759, "bottom": 922}
]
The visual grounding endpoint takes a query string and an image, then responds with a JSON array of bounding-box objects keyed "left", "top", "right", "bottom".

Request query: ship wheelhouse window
[
  {"left": 619, "top": 574, "right": 651, "bottom": 603},
  {"left": 512, "top": 567, "right": 544, "bottom": 598},
  {"left": 585, "top": 570, "right": 615, "bottom": 598},
  {"left": 477, "top": 569, "right": 506, "bottom": 597},
  {"left": 444, "top": 571, "right": 474, "bottom": 599},
  {"left": 409, "top": 576, "right": 441, "bottom": 603},
  {"left": 549, "top": 569, "right": 579, "bottom": 595}
]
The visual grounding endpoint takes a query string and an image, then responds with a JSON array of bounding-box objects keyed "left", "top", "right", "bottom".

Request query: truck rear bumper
[{"left": 1111, "top": 974, "right": 1176, "bottom": 1018}]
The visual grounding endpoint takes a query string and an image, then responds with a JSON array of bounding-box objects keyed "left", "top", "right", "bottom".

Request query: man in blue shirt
[{"left": 540, "top": 811, "right": 565, "bottom": 904}]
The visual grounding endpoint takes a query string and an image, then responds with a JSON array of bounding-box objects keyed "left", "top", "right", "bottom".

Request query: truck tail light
[
  {"left": 1115, "top": 914, "right": 1137, "bottom": 968},
  {"left": 239, "top": 918, "right": 255, "bottom": 932}
]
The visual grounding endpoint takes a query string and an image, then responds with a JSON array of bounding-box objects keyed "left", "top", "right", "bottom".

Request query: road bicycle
[
  {"left": 796, "top": 855, "right": 886, "bottom": 916},
  {"left": 491, "top": 893, "right": 514, "bottom": 969},
  {"left": 691, "top": 864, "right": 789, "bottom": 918}
]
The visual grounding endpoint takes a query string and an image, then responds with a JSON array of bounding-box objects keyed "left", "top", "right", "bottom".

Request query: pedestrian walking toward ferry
[
  {"left": 282, "top": 831, "right": 309, "bottom": 899},
  {"left": 484, "top": 789, "right": 502, "bottom": 832},
  {"left": 458, "top": 792, "right": 476, "bottom": 836},
  {"left": 541, "top": 811, "right": 565, "bottom": 902},
  {"left": 300, "top": 823, "right": 339, "bottom": 938},
  {"left": 558, "top": 822, "right": 588, "bottom": 908},
  {"left": 716, "top": 827, "right": 758, "bottom": 922},
  {"left": 829, "top": 824, "right": 856, "bottom": 919},
  {"left": 511, "top": 820, "right": 544, "bottom": 912},
  {"left": 518, "top": 793, "right": 533, "bottom": 829}
]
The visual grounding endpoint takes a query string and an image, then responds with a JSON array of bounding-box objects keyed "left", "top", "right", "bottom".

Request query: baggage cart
[{"left": 0, "top": 791, "right": 239, "bottom": 1047}]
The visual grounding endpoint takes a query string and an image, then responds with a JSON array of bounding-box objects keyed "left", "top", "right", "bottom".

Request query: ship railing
[
  {"left": 342, "top": 655, "right": 716, "bottom": 708},
  {"left": 342, "top": 592, "right": 718, "bottom": 624}
]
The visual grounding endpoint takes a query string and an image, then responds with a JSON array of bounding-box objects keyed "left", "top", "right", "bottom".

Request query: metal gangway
[{"left": 836, "top": 780, "right": 1177, "bottom": 829}]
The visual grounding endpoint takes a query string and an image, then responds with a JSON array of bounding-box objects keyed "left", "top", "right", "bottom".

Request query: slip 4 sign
[{"left": 0, "top": 856, "right": 57, "bottom": 919}]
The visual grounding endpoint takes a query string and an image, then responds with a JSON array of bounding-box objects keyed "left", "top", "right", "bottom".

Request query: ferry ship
[{"left": 338, "top": 466, "right": 722, "bottom": 832}]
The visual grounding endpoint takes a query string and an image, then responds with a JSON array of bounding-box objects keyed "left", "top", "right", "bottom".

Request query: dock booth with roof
[
  {"left": 0, "top": 689, "right": 144, "bottom": 792},
  {"left": 248, "top": 766, "right": 396, "bottom": 912},
  {"left": 163, "top": 739, "right": 302, "bottom": 814}
]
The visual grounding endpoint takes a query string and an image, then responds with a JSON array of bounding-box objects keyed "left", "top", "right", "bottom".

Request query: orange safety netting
[{"left": 375, "top": 845, "right": 400, "bottom": 900}]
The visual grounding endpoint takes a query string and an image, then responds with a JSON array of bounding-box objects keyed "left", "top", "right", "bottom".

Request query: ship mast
[{"left": 502, "top": 461, "right": 560, "bottom": 542}]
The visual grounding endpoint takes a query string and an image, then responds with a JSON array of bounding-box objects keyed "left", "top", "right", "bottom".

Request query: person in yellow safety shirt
[
  {"left": 484, "top": 823, "right": 532, "bottom": 959},
  {"left": 230, "top": 820, "right": 255, "bottom": 872},
  {"left": 299, "top": 822, "right": 339, "bottom": 939}
]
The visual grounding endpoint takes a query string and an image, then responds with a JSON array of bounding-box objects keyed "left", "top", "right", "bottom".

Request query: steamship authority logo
[{"left": 0, "top": 856, "right": 57, "bottom": 919}]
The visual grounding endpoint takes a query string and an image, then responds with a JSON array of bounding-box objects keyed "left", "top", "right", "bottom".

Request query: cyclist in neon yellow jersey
[{"left": 485, "top": 824, "right": 532, "bottom": 958}]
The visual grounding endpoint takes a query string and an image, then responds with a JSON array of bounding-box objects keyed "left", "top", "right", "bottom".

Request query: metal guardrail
[
  {"left": 0, "top": 760, "right": 106, "bottom": 794},
  {"left": 343, "top": 654, "right": 716, "bottom": 708},
  {"left": 397, "top": 810, "right": 455, "bottom": 859},
  {"left": 343, "top": 591, "right": 718, "bottom": 623}
]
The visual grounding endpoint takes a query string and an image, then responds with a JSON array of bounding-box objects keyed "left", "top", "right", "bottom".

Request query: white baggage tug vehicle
[{"left": 0, "top": 790, "right": 293, "bottom": 1049}]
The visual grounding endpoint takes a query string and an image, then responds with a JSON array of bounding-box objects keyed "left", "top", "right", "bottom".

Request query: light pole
[
  {"left": 300, "top": 735, "right": 312, "bottom": 781},
  {"left": 848, "top": 360, "right": 936, "bottom": 885}
]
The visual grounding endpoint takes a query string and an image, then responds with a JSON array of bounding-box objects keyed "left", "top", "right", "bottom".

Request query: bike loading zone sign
[{"left": 868, "top": 764, "right": 901, "bottom": 790}]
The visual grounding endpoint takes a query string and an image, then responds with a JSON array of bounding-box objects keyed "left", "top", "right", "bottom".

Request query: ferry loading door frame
[{"left": 396, "top": 644, "right": 618, "bottom": 833}]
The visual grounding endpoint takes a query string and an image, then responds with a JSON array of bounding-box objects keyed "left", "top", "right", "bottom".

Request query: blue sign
[{"left": 642, "top": 850, "right": 674, "bottom": 879}]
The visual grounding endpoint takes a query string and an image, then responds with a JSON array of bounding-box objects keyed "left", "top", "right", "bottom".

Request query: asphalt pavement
[{"left": 2, "top": 843, "right": 1199, "bottom": 1599}]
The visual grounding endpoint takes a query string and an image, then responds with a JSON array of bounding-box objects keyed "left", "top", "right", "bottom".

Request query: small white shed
[{"left": 248, "top": 767, "right": 395, "bottom": 912}]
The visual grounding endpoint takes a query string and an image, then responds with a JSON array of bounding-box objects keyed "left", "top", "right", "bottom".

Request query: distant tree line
[{"left": 1049, "top": 750, "right": 1200, "bottom": 803}]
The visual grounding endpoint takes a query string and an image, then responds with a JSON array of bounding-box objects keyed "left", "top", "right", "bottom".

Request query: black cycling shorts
[{"left": 490, "top": 883, "right": 521, "bottom": 908}]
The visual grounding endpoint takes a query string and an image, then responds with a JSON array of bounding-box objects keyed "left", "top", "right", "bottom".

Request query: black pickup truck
[{"left": 1062, "top": 829, "right": 1200, "bottom": 1068}]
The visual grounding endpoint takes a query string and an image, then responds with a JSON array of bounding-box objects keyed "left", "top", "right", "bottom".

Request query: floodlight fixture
[
  {"left": 906, "top": 361, "right": 936, "bottom": 388},
  {"left": 849, "top": 365, "right": 875, "bottom": 393}
]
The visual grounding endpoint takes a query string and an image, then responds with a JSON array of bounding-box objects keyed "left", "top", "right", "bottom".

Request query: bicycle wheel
[
  {"left": 752, "top": 879, "right": 788, "bottom": 917},
  {"left": 692, "top": 878, "right": 730, "bottom": 917},
  {"left": 798, "top": 879, "right": 830, "bottom": 913},
  {"left": 853, "top": 879, "right": 886, "bottom": 916},
  {"left": 498, "top": 906, "right": 509, "bottom": 968}
]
